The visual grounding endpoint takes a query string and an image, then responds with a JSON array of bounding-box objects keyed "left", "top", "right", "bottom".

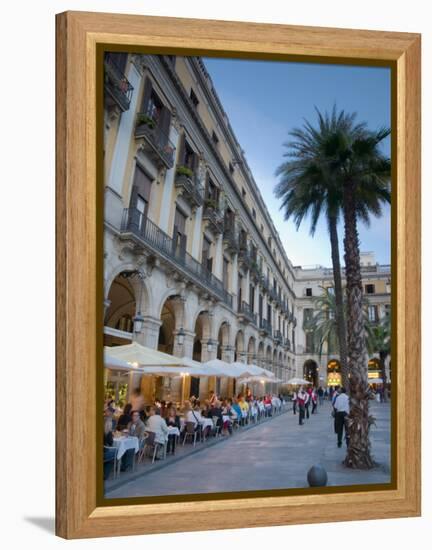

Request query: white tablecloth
[
  {"left": 222, "top": 415, "right": 232, "bottom": 423},
  {"left": 167, "top": 426, "right": 180, "bottom": 437},
  {"left": 113, "top": 436, "right": 139, "bottom": 459},
  {"left": 199, "top": 418, "right": 214, "bottom": 430}
]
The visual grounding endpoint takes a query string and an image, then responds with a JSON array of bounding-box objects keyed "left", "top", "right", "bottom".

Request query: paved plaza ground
[{"left": 105, "top": 400, "right": 391, "bottom": 499}]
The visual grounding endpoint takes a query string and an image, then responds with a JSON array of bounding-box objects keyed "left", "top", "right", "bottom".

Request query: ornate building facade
[{"left": 103, "top": 53, "right": 391, "bottom": 403}]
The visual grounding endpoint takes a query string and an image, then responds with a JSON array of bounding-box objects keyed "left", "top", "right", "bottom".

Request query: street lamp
[
  {"left": 177, "top": 327, "right": 185, "bottom": 346},
  {"left": 133, "top": 312, "right": 144, "bottom": 333}
]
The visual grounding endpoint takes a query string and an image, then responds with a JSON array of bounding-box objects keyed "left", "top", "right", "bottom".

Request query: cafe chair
[
  {"left": 182, "top": 421, "right": 198, "bottom": 446},
  {"left": 139, "top": 431, "right": 165, "bottom": 463},
  {"left": 211, "top": 416, "right": 222, "bottom": 437}
]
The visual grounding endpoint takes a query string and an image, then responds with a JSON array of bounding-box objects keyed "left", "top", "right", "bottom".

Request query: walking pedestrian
[
  {"left": 296, "top": 386, "right": 308, "bottom": 425},
  {"left": 305, "top": 387, "right": 312, "bottom": 419},
  {"left": 311, "top": 389, "right": 318, "bottom": 414},
  {"left": 318, "top": 386, "right": 324, "bottom": 406},
  {"left": 333, "top": 387, "right": 350, "bottom": 447},
  {"left": 292, "top": 389, "right": 297, "bottom": 414}
]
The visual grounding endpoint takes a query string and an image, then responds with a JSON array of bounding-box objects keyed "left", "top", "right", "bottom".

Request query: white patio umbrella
[
  {"left": 104, "top": 352, "right": 137, "bottom": 371},
  {"left": 229, "top": 361, "right": 256, "bottom": 377},
  {"left": 287, "top": 377, "right": 310, "bottom": 385},
  {"left": 238, "top": 375, "right": 272, "bottom": 384},
  {"left": 203, "top": 358, "right": 241, "bottom": 377},
  {"left": 259, "top": 367, "right": 276, "bottom": 379},
  {"left": 179, "top": 357, "right": 221, "bottom": 376},
  {"left": 104, "top": 342, "right": 183, "bottom": 367},
  {"left": 234, "top": 363, "right": 272, "bottom": 377}
]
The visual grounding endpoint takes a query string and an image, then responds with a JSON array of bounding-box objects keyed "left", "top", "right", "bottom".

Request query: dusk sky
[{"left": 203, "top": 57, "right": 391, "bottom": 268}]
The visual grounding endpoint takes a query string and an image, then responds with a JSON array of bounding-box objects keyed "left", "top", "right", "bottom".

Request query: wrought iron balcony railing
[
  {"left": 239, "top": 301, "right": 257, "bottom": 325},
  {"left": 274, "top": 330, "right": 283, "bottom": 345},
  {"left": 283, "top": 337, "right": 291, "bottom": 350},
  {"left": 259, "top": 318, "right": 272, "bottom": 336},
  {"left": 223, "top": 227, "right": 239, "bottom": 254},
  {"left": 203, "top": 203, "right": 224, "bottom": 234},
  {"left": 104, "top": 54, "right": 134, "bottom": 112},
  {"left": 120, "top": 208, "right": 233, "bottom": 308},
  {"left": 260, "top": 275, "right": 270, "bottom": 293},
  {"left": 174, "top": 171, "right": 204, "bottom": 209},
  {"left": 268, "top": 286, "right": 278, "bottom": 303},
  {"left": 238, "top": 248, "right": 253, "bottom": 270},
  {"left": 134, "top": 115, "right": 176, "bottom": 169}
]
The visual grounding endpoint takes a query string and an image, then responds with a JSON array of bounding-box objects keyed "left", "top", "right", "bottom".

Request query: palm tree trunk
[
  {"left": 328, "top": 215, "right": 349, "bottom": 390},
  {"left": 379, "top": 350, "right": 388, "bottom": 402},
  {"left": 342, "top": 181, "right": 375, "bottom": 469}
]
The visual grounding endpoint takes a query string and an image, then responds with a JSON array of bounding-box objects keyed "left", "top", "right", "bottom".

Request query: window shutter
[
  {"left": 129, "top": 185, "right": 139, "bottom": 209},
  {"left": 141, "top": 76, "right": 153, "bottom": 115},
  {"left": 159, "top": 106, "right": 171, "bottom": 144},
  {"left": 192, "top": 151, "right": 199, "bottom": 173},
  {"left": 204, "top": 172, "right": 210, "bottom": 198},
  {"left": 112, "top": 52, "right": 128, "bottom": 73},
  {"left": 177, "top": 132, "right": 186, "bottom": 166}
]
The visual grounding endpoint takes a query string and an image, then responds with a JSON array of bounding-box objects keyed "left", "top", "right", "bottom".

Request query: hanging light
[
  {"left": 177, "top": 327, "right": 185, "bottom": 346},
  {"left": 133, "top": 311, "right": 144, "bottom": 333}
]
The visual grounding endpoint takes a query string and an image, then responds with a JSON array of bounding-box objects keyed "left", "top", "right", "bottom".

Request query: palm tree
[
  {"left": 303, "top": 286, "right": 340, "bottom": 359},
  {"left": 275, "top": 107, "right": 364, "bottom": 389},
  {"left": 275, "top": 107, "right": 391, "bottom": 469},
  {"left": 321, "top": 125, "right": 390, "bottom": 468},
  {"left": 305, "top": 286, "right": 374, "bottom": 366}
]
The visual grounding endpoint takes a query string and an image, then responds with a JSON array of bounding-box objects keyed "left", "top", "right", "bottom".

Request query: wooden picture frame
[{"left": 56, "top": 11, "right": 421, "bottom": 539}]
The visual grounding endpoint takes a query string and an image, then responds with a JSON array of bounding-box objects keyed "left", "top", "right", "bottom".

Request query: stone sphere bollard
[{"left": 307, "top": 464, "right": 328, "bottom": 487}]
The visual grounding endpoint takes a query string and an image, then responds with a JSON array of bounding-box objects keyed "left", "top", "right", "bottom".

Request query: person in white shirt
[{"left": 333, "top": 387, "right": 350, "bottom": 448}]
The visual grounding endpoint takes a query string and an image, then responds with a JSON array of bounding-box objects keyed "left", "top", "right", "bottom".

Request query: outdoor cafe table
[
  {"left": 112, "top": 434, "right": 140, "bottom": 475},
  {"left": 179, "top": 416, "right": 213, "bottom": 431},
  {"left": 166, "top": 426, "right": 180, "bottom": 438}
]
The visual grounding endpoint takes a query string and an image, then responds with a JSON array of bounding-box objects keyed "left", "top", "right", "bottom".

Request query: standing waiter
[{"left": 333, "top": 387, "right": 350, "bottom": 447}]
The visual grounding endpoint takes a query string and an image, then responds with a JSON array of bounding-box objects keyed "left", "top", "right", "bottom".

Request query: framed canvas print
[{"left": 55, "top": 11, "right": 421, "bottom": 539}]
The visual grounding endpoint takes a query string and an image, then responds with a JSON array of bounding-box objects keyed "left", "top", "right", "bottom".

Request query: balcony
[
  {"left": 223, "top": 228, "right": 239, "bottom": 254},
  {"left": 202, "top": 201, "right": 224, "bottom": 234},
  {"left": 260, "top": 275, "right": 270, "bottom": 294},
  {"left": 174, "top": 169, "right": 204, "bottom": 209},
  {"left": 104, "top": 54, "right": 133, "bottom": 112},
  {"left": 134, "top": 114, "right": 176, "bottom": 169},
  {"left": 259, "top": 318, "right": 272, "bottom": 337},
  {"left": 238, "top": 301, "right": 257, "bottom": 325},
  {"left": 238, "top": 248, "right": 253, "bottom": 270},
  {"left": 120, "top": 208, "right": 233, "bottom": 308},
  {"left": 274, "top": 330, "right": 283, "bottom": 345},
  {"left": 268, "top": 286, "right": 278, "bottom": 303}
]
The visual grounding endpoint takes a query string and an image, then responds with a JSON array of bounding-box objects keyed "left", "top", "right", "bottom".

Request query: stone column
[
  {"left": 220, "top": 345, "right": 235, "bottom": 397},
  {"left": 105, "top": 61, "right": 142, "bottom": 229},
  {"left": 244, "top": 270, "right": 250, "bottom": 303},
  {"left": 104, "top": 299, "right": 111, "bottom": 317},
  {"left": 199, "top": 338, "right": 218, "bottom": 400},
  {"left": 191, "top": 206, "right": 204, "bottom": 260},
  {"left": 171, "top": 330, "right": 195, "bottom": 404},
  {"left": 158, "top": 124, "right": 181, "bottom": 233},
  {"left": 135, "top": 317, "right": 162, "bottom": 404},
  {"left": 213, "top": 234, "right": 224, "bottom": 279},
  {"left": 231, "top": 254, "right": 239, "bottom": 296},
  {"left": 254, "top": 285, "right": 260, "bottom": 315}
]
